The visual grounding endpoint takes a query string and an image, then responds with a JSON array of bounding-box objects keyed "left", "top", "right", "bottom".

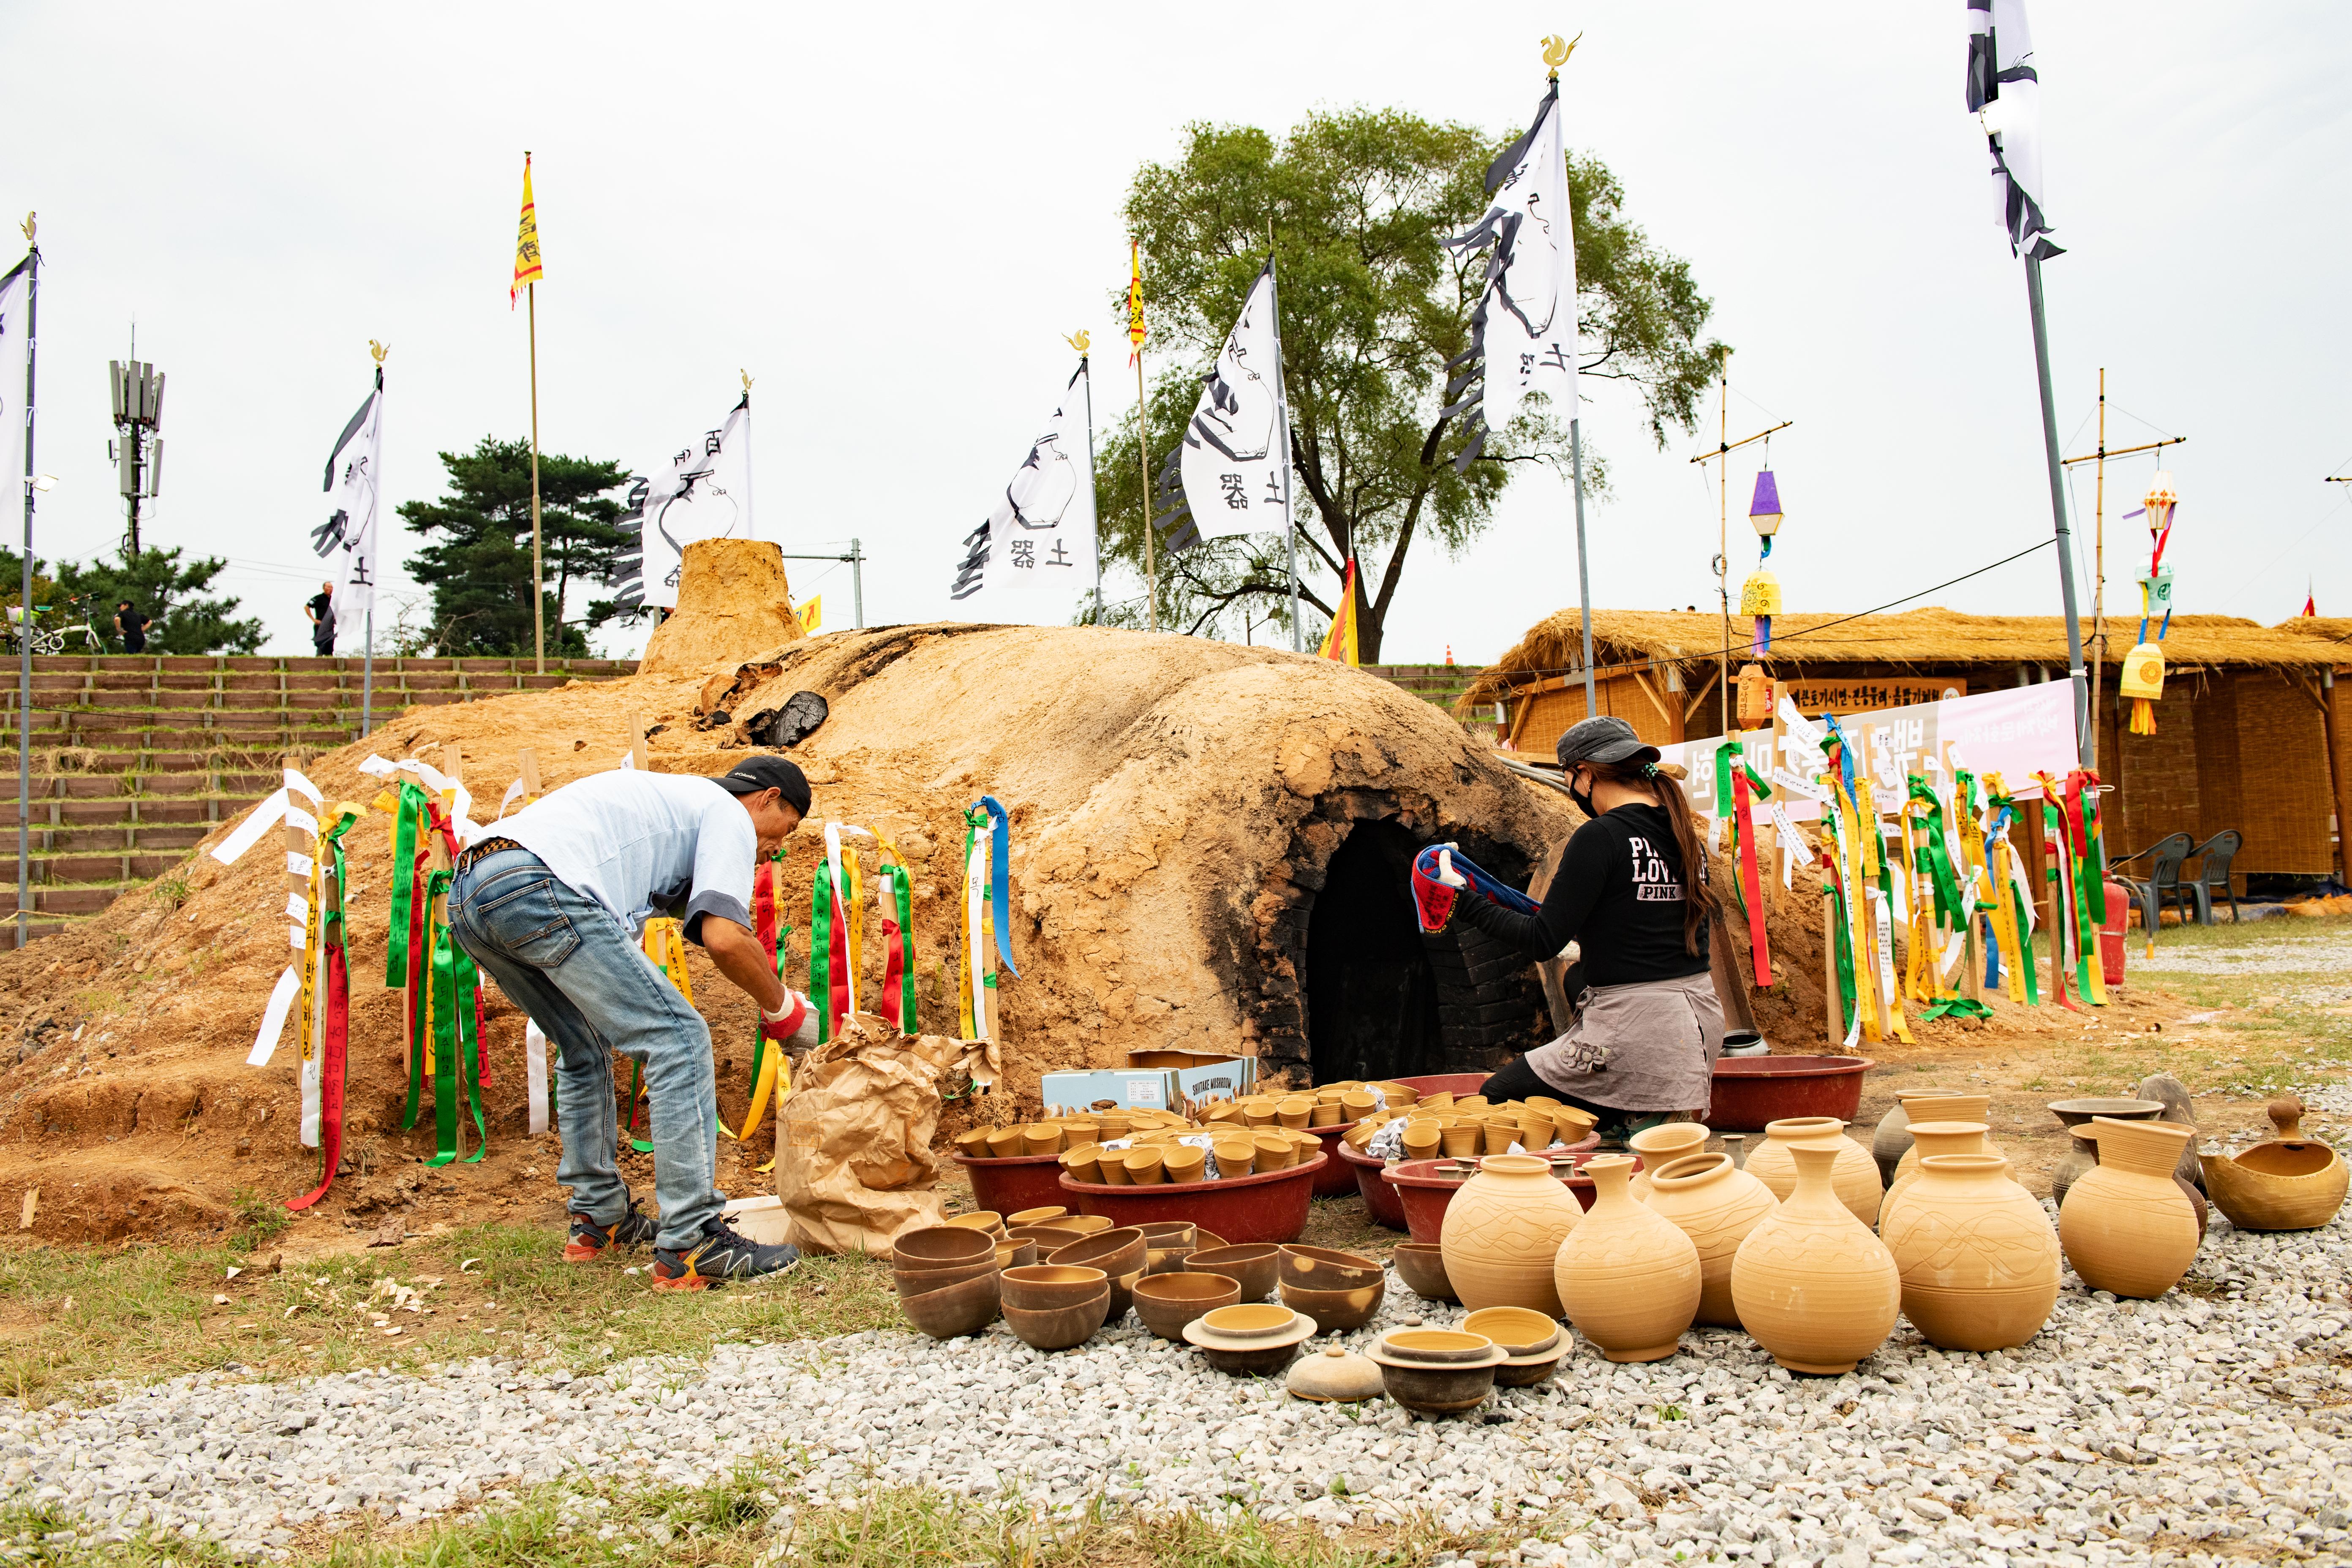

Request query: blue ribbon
[{"left": 975, "top": 794, "right": 1020, "bottom": 978}]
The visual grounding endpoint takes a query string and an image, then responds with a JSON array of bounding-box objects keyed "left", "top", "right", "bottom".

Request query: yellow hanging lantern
[
  {"left": 1739, "top": 569, "right": 1781, "bottom": 621},
  {"left": 1736, "top": 661, "right": 1774, "bottom": 730},
  {"left": 2118, "top": 640, "right": 2165, "bottom": 736}
]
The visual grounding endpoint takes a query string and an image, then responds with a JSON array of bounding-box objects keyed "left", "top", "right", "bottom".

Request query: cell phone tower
[{"left": 107, "top": 343, "right": 164, "bottom": 559}]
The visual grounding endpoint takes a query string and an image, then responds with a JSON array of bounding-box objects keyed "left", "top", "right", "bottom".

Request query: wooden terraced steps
[{"left": 0, "top": 654, "right": 636, "bottom": 948}]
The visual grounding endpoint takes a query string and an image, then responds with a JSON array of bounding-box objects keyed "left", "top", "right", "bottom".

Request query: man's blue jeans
[{"left": 449, "top": 847, "right": 723, "bottom": 1250}]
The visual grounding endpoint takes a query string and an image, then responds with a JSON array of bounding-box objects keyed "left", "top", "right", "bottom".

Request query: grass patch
[
  {"left": 229, "top": 1186, "right": 294, "bottom": 1252},
  {"left": 0, "top": 1222, "right": 898, "bottom": 1405},
  {"left": 0, "top": 1461, "right": 1478, "bottom": 1567}
]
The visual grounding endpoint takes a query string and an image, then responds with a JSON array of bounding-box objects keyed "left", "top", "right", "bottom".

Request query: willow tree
[{"left": 1096, "top": 108, "right": 1720, "bottom": 659}]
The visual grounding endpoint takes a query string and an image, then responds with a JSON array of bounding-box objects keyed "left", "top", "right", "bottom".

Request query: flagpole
[
  {"left": 360, "top": 356, "right": 381, "bottom": 740},
  {"left": 1571, "top": 418, "right": 1595, "bottom": 717},
  {"left": 15, "top": 227, "right": 38, "bottom": 950},
  {"left": 2025, "top": 254, "right": 2089, "bottom": 766},
  {"left": 527, "top": 278, "right": 544, "bottom": 674},
  {"left": 1075, "top": 349, "right": 1102, "bottom": 621},
  {"left": 1264, "top": 231, "right": 1302, "bottom": 653},
  {"left": 1134, "top": 348, "right": 1154, "bottom": 633}
]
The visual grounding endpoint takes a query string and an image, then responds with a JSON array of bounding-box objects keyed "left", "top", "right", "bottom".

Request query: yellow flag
[
  {"left": 510, "top": 154, "right": 544, "bottom": 307},
  {"left": 796, "top": 596, "right": 822, "bottom": 636},
  {"left": 1318, "top": 559, "right": 1360, "bottom": 666},
  {"left": 1125, "top": 240, "right": 1146, "bottom": 365}
]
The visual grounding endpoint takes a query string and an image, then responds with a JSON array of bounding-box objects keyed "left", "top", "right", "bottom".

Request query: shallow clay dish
[
  {"left": 1183, "top": 1304, "right": 1316, "bottom": 1376},
  {"left": 999, "top": 1264, "right": 1110, "bottom": 1312},
  {"left": 1376, "top": 1328, "right": 1495, "bottom": 1365},
  {"left": 1460, "top": 1306, "right": 1562, "bottom": 1357},
  {"left": 1186, "top": 1244, "right": 1279, "bottom": 1303},
  {"left": 899, "top": 1271, "right": 1001, "bottom": 1340},
  {"left": 1002, "top": 1287, "right": 1111, "bottom": 1351},
  {"left": 1390, "top": 1241, "right": 1457, "bottom": 1303},
  {"left": 1131, "top": 1271, "right": 1243, "bottom": 1340}
]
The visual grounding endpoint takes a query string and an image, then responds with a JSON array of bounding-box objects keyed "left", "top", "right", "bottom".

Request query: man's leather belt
[{"left": 455, "top": 836, "right": 525, "bottom": 875}]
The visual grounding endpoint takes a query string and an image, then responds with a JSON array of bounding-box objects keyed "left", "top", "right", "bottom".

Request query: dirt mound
[
  {"left": 638, "top": 538, "right": 805, "bottom": 675},
  {"left": 0, "top": 587, "right": 1578, "bottom": 1244}
]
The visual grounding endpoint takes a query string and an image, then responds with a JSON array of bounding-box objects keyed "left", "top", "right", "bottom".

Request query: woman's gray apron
[{"left": 1522, "top": 969, "right": 1724, "bottom": 1113}]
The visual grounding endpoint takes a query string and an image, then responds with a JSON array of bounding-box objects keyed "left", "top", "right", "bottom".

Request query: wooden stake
[
  {"left": 626, "top": 711, "right": 649, "bottom": 772},
  {"left": 1822, "top": 886, "right": 1843, "bottom": 1045},
  {"left": 517, "top": 746, "right": 542, "bottom": 798}
]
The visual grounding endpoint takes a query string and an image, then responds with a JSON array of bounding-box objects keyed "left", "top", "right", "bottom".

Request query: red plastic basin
[
  {"left": 949, "top": 1152, "right": 1067, "bottom": 1216},
  {"left": 1380, "top": 1141, "right": 1612, "bottom": 1243},
  {"left": 1057, "top": 1152, "right": 1325, "bottom": 1244},
  {"left": 1337, "top": 1141, "right": 1408, "bottom": 1230},
  {"left": 1305, "top": 1122, "right": 1362, "bottom": 1195},
  {"left": 1391, "top": 1073, "right": 1494, "bottom": 1100},
  {"left": 1704, "top": 1056, "right": 1877, "bottom": 1132}
]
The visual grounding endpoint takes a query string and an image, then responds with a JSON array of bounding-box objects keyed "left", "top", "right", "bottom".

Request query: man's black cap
[
  {"left": 713, "top": 756, "right": 812, "bottom": 814},
  {"left": 1555, "top": 714, "right": 1661, "bottom": 769}
]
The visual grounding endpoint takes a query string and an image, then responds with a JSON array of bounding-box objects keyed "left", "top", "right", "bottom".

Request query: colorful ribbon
[
  {"left": 629, "top": 916, "right": 693, "bottom": 1152},
  {"left": 875, "top": 844, "right": 918, "bottom": 1033}
]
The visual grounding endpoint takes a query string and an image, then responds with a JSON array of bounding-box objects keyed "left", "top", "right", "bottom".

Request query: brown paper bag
[{"left": 773, "top": 1013, "right": 970, "bottom": 1258}]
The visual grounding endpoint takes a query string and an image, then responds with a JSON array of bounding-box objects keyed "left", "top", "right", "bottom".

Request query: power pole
[
  {"left": 107, "top": 345, "right": 165, "bottom": 559},
  {"left": 1686, "top": 349, "right": 1790, "bottom": 735}
]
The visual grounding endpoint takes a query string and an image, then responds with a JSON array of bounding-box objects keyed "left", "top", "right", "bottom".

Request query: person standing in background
[
  {"left": 305, "top": 580, "right": 335, "bottom": 656},
  {"left": 113, "top": 600, "right": 149, "bottom": 655}
]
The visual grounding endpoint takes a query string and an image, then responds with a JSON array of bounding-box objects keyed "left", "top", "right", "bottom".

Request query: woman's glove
[
  {"left": 1433, "top": 849, "right": 1468, "bottom": 889},
  {"left": 762, "top": 989, "right": 822, "bottom": 1048}
]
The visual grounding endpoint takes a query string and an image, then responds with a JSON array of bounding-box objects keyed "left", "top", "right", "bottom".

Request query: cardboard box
[{"left": 1039, "top": 1068, "right": 1181, "bottom": 1118}]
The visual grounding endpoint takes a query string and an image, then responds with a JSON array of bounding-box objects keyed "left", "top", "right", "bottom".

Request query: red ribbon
[
  {"left": 879, "top": 909, "right": 906, "bottom": 1030},
  {"left": 1731, "top": 760, "right": 1773, "bottom": 988}
]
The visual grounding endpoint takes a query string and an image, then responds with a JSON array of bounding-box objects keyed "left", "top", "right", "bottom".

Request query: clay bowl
[
  {"left": 991, "top": 1240, "right": 1039, "bottom": 1272},
  {"left": 1280, "top": 1275, "right": 1386, "bottom": 1333},
  {"left": 2205, "top": 1141, "right": 2350, "bottom": 1231},
  {"left": 1048, "top": 1227, "right": 1147, "bottom": 1320},
  {"left": 946, "top": 1211, "right": 1006, "bottom": 1238},
  {"left": 1002, "top": 1287, "right": 1111, "bottom": 1351},
  {"left": 1164, "top": 1146, "right": 1209, "bottom": 1184},
  {"left": 894, "top": 1225, "right": 997, "bottom": 1269},
  {"left": 1185, "top": 1243, "right": 1279, "bottom": 1303},
  {"left": 999, "top": 1264, "right": 1110, "bottom": 1312},
  {"left": 1460, "top": 1306, "right": 1562, "bottom": 1357},
  {"left": 1131, "top": 1271, "right": 1244, "bottom": 1340},
  {"left": 1368, "top": 1331, "right": 1505, "bottom": 1415},
  {"left": 1057, "top": 1214, "right": 1116, "bottom": 1236},
  {"left": 1007, "top": 1224, "right": 1088, "bottom": 1254},
  {"left": 1390, "top": 1241, "right": 1458, "bottom": 1303},
  {"left": 1194, "top": 1228, "right": 1230, "bottom": 1251},
  {"left": 1138, "top": 1222, "right": 1198, "bottom": 1247},
  {"left": 899, "top": 1271, "right": 1001, "bottom": 1340},
  {"left": 1377, "top": 1328, "right": 1495, "bottom": 1364},
  {"left": 1008, "top": 1206, "right": 1070, "bottom": 1228},
  {"left": 893, "top": 1256, "right": 997, "bottom": 1297},
  {"left": 1183, "top": 1303, "right": 1316, "bottom": 1376},
  {"left": 1277, "top": 1244, "right": 1382, "bottom": 1291}
]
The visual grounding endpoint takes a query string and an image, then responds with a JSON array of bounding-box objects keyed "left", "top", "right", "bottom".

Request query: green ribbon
[
  {"left": 1818, "top": 808, "right": 1860, "bottom": 1029},
  {"left": 1986, "top": 791, "right": 2040, "bottom": 1008},
  {"left": 1904, "top": 777, "right": 1969, "bottom": 930},
  {"left": 383, "top": 781, "right": 427, "bottom": 989},
  {"left": 425, "top": 869, "right": 461, "bottom": 1166},
  {"left": 808, "top": 867, "right": 836, "bottom": 1046}
]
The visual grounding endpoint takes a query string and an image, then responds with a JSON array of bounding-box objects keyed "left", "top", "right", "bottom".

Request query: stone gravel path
[{"left": 7, "top": 1088, "right": 2352, "bottom": 1567}]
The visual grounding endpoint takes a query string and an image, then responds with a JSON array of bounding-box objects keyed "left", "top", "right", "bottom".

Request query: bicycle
[{"left": 6, "top": 600, "right": 109, "bottom": 656}]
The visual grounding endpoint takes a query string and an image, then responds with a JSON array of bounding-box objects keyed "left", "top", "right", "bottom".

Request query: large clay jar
[
  {"left": 1731, "top": 1143, "right": 1901, "bottom": 1375},
  {"left": 1626, "top": 1123, "right": 1709, "bottom": 1203},
  {"left": 1744, "top": 1117, "right": 1884, "bottom": 1227},
  {"left": 1552, "top": 1155, "right": 1700, "bottom": 1361},
  {"left": 1888, "top": 1096, "right": 1999, "bottom": 1187},
  {"left": 2058, "top": 1117, "right": 2201, "bottom": 1298},
  {"left": 1878, "top": 1121, "right": 1996, "bottom": 1233},
  {"left": 1440, "top": 1152, "right": 1582, "bottom": 1317},
  {"left": 2047, "top": 1098, "right": 2165, "bottom": 1208},
  {"left": 1871, "top": 1087, "right": 1959, "bottom": 1184},
  {"left": 1881, "top": 1153, "right": 2060, "bottom": 1351},
  {"left": 2201, "top": 1096, "right": 2351, "bottom": 1232},
  {"left": 1642, "top": 1151, "right": 1777, "bottom": 1328}
]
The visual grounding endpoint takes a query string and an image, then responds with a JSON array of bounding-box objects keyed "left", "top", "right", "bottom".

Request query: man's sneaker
[
  {"left": 564, "top": 1203, "right": 659, "bottom": 1263},
  {"left": 649, "top": 1221, "right": 801, "bottom": 1290}
]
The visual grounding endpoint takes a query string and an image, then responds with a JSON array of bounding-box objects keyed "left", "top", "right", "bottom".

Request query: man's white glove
[
  {"left": 763, "top": 988, "right": 823, "bottom": 1048},
  {"left": 1434, "top": 848, "right": 1468, "bottom": 889}
]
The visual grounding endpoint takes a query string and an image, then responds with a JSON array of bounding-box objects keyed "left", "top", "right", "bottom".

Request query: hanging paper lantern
[
  {"left": 1736, "top": 661, "right": 1774, "bottom": 730},
  {"left": 2119, "top": 640, "right": 2166, "bottom": 736},
  {"left": 1746, "top": 470, "right": 1784, "bottom": 653},
  {"left": 2143, "top": 470, "right": 2178, "bottom": 537}
]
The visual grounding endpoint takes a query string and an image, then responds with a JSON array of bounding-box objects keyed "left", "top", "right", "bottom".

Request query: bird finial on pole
[{"left": 1542, "top": 33, "right": 1580, "bottom": 79}]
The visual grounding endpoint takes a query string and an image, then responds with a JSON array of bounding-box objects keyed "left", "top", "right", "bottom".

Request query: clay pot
[
  {"left": 1212, "top": 1138, "right": 1258, "bottom": 1177},
  {"left": 1164, "top": 1145, "right": 1209, "bottom": 1184},
  {"left": 1060, "top": 1146, "right": 1102, "bottom": 1185},
  {"left": 1288, "top": 1344, "right": 1386, "bottom": 1402},
  {"left": 1309, "top": 1101, "right": 1343, "bottom": 1128},
  {"left": 1187, "top": 1243, "right": 1279, "bottom": 1303},
  {"left": 1009, "top": 1224, "right": 1086, "bottom": 1255},
  {"left": 1002, "top": 1287, "right": 1111, "bottom": 1351},
  {"left": 1049, "top": 1226, "right": 1147, "bottom": 1321},
  {"left": 1878, "top": 1122, "right": 1995, "bottom": 1232},
  {"left": 1342, "top": 1091, "right": 1378, "bottom": 1121},
  {"left": 1096, "top": 1115, "right": 1131, "bottom": 1141},
  {"left": 1731, "top": 1143, "right": 1902, "bottom": 1375},
  {"left": 1419, "top": 1091, "right": 1456, "bottom": 1111},
  {"left": 1457, "top": 1096, "right": 1492, "bottom": 1112},
  {"left": 1888, "top": 1096, "right": 1997, "bottom": 1187},
  {"left": 1368, "top": 1329, "right": 1505, "bottom": 1414},
  {"left": 1008, "top": 1206, "right": 1070, "bottom": 1228},
  {"left": 1626, "top": 1123, "right": 1710, "bottom": 1203},
  {"left": 1279, "top": 1276, "right": 1386, "bottom": 1333},
  {"left": 999, "top": 1264, "right": 1110, "bottom": 1312},
  {"left": 1745, "top": 1117, "right": 1884, "bottom": 1227},
  {"left": 1022, "top": 1124, "right": 1064, "bottom": 1157},
  {"left": 1095, "top": 1149, "right": 1132, "bottom": 1186},
  {"left": 1241, "top": 1099, "right": 1278, "bottom": 1128},
  {"left": 1062, "top": 1121, "right": 1100, "bottom": 1146},
  {"left": 1870, "top": 1087, "right": 1960, "bottom": 1184},
  {"left": 953, "top": 1128, "right": 994, "bottom": 1158},
  {"left": 899, "top": 1271, "right": 1001, "bottom": 1339},
  {"left": 1642, "top": 1151, "right": 1778, "bottom": 1329},
  {"left": 894, "top": 1225, "right": 996, "bottom": 1269},
  {"left": 2059, "top": 1117, "right": 2201, "bottom": 1298},
  {"left": 1389, "top": 1241, "right": 1457, "bottom": 1303},
  {"left": 1184, "top": 1304, "right": 1315, "bottom": 1375},
  {"left": 1439, "top": 1122, "right": 1484, "bottom": 1160},
  {"left": 1277, "top": 1245, "right": 1381, "bottom": 1292},
  {"left": 1254, "top": 1134, "right": 1298, "bottom": 1171},
  {"left": 1277, "top": 1096, "right": 1313, "bottom": 1130},
  {"left": 1440, "top": 1152, "right": 1583, "bottom": 1316},
  {"left": 1123, "top": 1148, "right": 1167, "bottom": 1186},
  {"left": 2202, "top": 1096, "right": 2351, "bottom": 1232},
  {"left": 2046, "top": 1098, "right": 2166, "bottom": 1208},
  {"left": 985, "top": 1127, "right": 1025, "bottom": 1158},
  {"left": 1881, "top": 1153, "right": 2060, "bottom": 1351},
  {"left": 1552, "top": 1154, "right": 1701, "bottom": 1363},
  {"left": 1131, "top": 1271, "right": 1243, "bottom": 1340},
  {"left": 1481, "top": 1120, "right": 1522, "bottom": 1156},
  {"left": 1381, "top": 1083, "right": 1420, "bottom": 1107},
  {"left": 1461, "top": 1305, "right": 1560, "bottom": 1356},
  {"left": 1402, "top": 1120, "right": 1442, "bottom": 1161}
]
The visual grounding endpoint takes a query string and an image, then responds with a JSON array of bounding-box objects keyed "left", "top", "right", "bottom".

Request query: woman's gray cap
[{"left": 1554, "top": 714, "right": 1661, "bottom": 769}]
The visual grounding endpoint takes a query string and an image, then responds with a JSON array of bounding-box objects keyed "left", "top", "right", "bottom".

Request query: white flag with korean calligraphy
[
  {"left": 1443, "top": 79, "right": 1576, "bottom": 470},
  {"left": 1175, "top": 260, "right": 1289, "bottom": 545},
  {"left": 0, "top": 257, "right": 27, "bottom": 510},
  {"left": 1965, "top": 0, "right": 2061, "bottom": 260},
  {"left": 625, "top": 395, "right": 755, "bottom": 612},
  {"left": 313, "top": 375, "right": 384, "bottom": 618},
  {"left": 948, "top": 360, "right": 1098, "bottom": 623}
]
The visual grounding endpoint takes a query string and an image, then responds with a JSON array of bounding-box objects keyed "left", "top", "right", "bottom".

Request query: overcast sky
[{"left": 3, "top": 1, "right": 2345, "bottom": 663}]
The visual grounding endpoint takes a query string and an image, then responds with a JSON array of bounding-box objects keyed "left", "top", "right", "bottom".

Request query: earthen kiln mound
[{"left": 0, "top": 541, "right": 1603, "bottom": 1242}]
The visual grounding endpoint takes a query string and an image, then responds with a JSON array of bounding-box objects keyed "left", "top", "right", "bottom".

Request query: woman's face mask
[{"left": 1568, "top": 765, "right": 1597, "bottom": 817}]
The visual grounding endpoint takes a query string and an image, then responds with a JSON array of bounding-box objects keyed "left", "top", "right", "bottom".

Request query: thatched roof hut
[{"left": 1464, "top": 606, "right": 2352, "bottom": 889}]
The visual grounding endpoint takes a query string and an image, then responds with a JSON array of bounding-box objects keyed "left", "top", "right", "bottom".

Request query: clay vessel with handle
[
  {"left": 1730, "top": 1143, "right": 1901, "bottom": 1375},
  {"left": 1439, "top": 1152, "right": 1582, "bottom": 1316},
  {"left": 1552, "top": 1154, "right": 1700, "bottom": 1362},
  {"left": 2200, "top": 1095, "right": 2349, "bottom": 1233},
  {"left": 2058, "top": 1117, "right": 2200, "bottom": 1296},
  {"left": 1642, "top": 1151, "right": 1777, "bottom": 1328},
  {"left": 1882, "top": 1153, "right": 2059, "bottom": 1350}
]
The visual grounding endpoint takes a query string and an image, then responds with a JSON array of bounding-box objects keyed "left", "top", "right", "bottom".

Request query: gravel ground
[
  {"left": 7, "top": 1087, "right": 2352, "bottom": 1567},
  {"left": 2134, "top": 931, "right": 2352, "bottom": 976}
]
